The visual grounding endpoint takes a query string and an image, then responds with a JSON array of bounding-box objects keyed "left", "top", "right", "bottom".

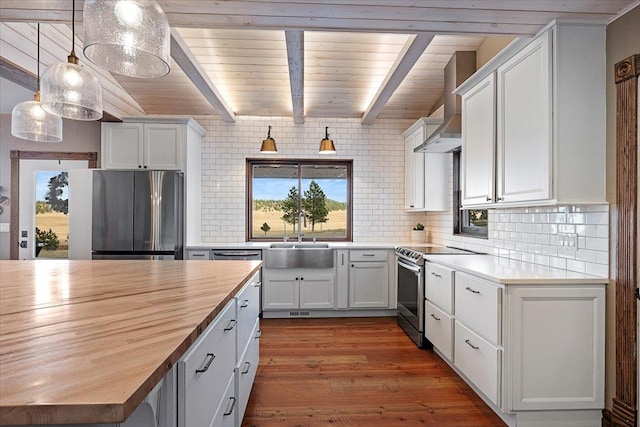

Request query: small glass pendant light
[
  {"left": 11, "top": 24, "right": 63, "bottom": 142},
  {"left": 319, "top": 126, "right": 336, "bottom": 154},
  {"left": 40, "top": 0, "right": 103, "bottom": 121},
  {"left": 260, "top": 126, "right": 278, "bottom": 153},
  {"left": 83, "top": 0, "right": 170, "bottom": 78}
]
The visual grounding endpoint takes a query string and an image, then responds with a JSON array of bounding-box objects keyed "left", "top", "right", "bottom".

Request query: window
[
  {"left": 247, "top": 159, "right": 352, "bottom": 241},
  {"left": 453, "top": 150, "right": 488, "bottom": 238}
]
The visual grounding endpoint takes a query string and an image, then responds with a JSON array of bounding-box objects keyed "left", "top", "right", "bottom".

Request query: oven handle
[{"left": 398, "top": 259, "right": 422, "bottom": 274}]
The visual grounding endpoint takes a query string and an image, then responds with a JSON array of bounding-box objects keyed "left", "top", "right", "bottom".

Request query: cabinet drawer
[
  {"left": 349, "top": 250, "right": 388, "bottom": 262},
  {"left": 424, "top": 262, "right": 454, "bottom": 313},
  {"left": 454, "top": 321, "right": 501, "bottom": 406},
  {"left": 188, "top": 250, "right": 211, "bottom": 260},
  {"left": 236, "top": 273, "right": 261, "bottom": 357},
  {"left": 454, "top": 272, "right": 501, "bottom": 345},
  {"left": 211, "top": 374, "right": 237, "bottom": 427},
  {"left": 178, "top": 300, "right": 236, "bottom": 427},
  {"left": 237, "top": 319, "right": 260, "bottom": 425},
  {"left": 425, "top": 301, "right": 453, "bottom": 361}
]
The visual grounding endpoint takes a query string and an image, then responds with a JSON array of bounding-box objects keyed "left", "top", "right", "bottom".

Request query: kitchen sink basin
[
  {"left": 265, "top": 243, "right": 333, "bottom": 268},
  {"left": 269, "top": 243, "right": 330, "bottom": 249}
]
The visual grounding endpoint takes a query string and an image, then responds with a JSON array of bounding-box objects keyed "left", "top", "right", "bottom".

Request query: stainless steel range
[{"left": 395, "top": 245, "right": 477, "bottom": 348}]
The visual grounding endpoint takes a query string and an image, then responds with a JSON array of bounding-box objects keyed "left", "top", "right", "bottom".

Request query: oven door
[{"left": 397, "top": 258, "right": 424, "bottom": 337}]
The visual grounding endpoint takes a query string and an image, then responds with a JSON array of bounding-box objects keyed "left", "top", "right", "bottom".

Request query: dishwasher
[{"left": 212, "top": 250, "right": 262, "bottom": 261}]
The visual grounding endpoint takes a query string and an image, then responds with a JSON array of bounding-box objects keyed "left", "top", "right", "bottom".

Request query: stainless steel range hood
[{"left": 414, "top": 51, "right": 476, "bottom": 153}]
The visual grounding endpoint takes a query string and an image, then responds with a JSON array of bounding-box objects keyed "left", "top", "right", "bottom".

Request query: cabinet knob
[
  {"left": 496, "top": 197, "right": 503, "bottom": 201},
  {"left": 138, "top": 165, "right": 142, "bottom": 168},
  {"left": 351, "top": 264, "right": 354, "bottom": 267},
  {"left": 486, "top": 197, "right": 492, "bottom": 201},
  {"left": 300, "top": 277, "right": 304, "bottom": 280},
  {"left": 143, "top": 165, "right": 147, "bottom": 169}
]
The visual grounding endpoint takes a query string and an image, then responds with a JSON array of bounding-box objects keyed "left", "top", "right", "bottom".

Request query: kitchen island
[{"left": 0, "top": 260, "right": 262, "bottom": 426}]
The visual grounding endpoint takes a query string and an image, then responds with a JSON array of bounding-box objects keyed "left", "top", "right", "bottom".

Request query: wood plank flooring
[{"left": 242, "top": 317, "right": 506, "bottom": 427}]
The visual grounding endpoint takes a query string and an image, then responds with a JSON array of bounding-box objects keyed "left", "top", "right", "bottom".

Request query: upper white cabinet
[
  {"left": 458, "top": 22, "right": 606, "bottom": 208},
  {"left": 403, "top": 118, "right": 448, "bottom": 211}
]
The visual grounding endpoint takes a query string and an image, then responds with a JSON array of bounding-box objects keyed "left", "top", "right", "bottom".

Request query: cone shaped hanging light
[
  {"left": 83, "top": 0, "right": 170, "bottom": 78},
  {"left": 41, "top": 0, "right": 103, "bottom": 121},
  {"left": 319, "top": 126, "right": 336, "bottom": 154},
  {"left": 11, "top": 24, "right": 63, "bottom": 142},
  {"left": 260, "top": 126, "right": 278, "bottom": 153}
]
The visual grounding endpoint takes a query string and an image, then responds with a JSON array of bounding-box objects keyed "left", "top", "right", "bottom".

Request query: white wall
[{"left": 188, "top": 115, "right": 429, "bottom": 243}]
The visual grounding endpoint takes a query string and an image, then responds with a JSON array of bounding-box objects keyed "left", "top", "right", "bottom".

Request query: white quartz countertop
[
  {"left": 187, "top": 242, "right": 407, "bottom": 250},
  {"left": 424, "top": 254, "right": 609, "bottom": 285}
]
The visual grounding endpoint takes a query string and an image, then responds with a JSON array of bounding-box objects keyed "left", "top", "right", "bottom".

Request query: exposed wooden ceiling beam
[
  {"left": 170, "top": 28, "right": 236, "bottom": 122},
  {"left": 361, "top": 33, "right": 435, "bottom": 125},
  {"left": 285, "top": 30, "right": 304, "bottom": 124},
  {"left": 0, "top": 57, "right": 37, "bottom": 92}
]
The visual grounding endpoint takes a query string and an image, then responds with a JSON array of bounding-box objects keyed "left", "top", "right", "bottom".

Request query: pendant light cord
[
  {"left": 71, "top": 0, "right": 75, "bottom": 55},
  {"left": 36, "top": 23, "right": 40, "bottom": 92}
]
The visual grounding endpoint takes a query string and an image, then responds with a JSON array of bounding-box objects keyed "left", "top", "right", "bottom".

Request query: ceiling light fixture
[
  {"left": 40, "top": 0, "right": 103, "bottom": 121},
  {"left": 11, "top": 24, "right": 63, "bottom": 142},
  {"left": 83, "top": 0, "right": 170, "bottom": 78},
  {"left": 260, "top": 126, "right": 278, "bottom": 153},
  {"left": 319, "top": 126, "right": 336, "bottom": 154}
]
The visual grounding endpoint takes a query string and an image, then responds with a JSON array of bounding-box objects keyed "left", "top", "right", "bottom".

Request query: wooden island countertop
[{"left": 0, "top": 259, "right": 262, "bottom": 425}]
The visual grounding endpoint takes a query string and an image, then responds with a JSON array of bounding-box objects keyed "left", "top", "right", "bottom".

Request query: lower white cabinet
[
  {"left": 424, "top": 260, "right": 606, "bottom": 426},
  {"left": 262, "top": 269, "right": 335, "bottom": 311},
  {"left": 236, "top": 319, "right": 260, "bottom": 425},
  {"left": 348, "top": 261, "right": 389, "bottom": 308}
]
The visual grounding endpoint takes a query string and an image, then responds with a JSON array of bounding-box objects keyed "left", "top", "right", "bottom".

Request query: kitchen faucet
[{"left": 297, "top": 212, "right": 306, "bottom": 242}]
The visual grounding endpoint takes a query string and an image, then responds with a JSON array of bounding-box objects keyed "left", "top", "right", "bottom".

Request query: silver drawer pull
[
  {"left": 224, "top": 319, "right": 237, "bottom": 331},
  {"left": 223, "top": 396, "right": 236, "bottom": 416},
  {"left": 241, "top": 361, "right": 251, "bottom": 374},
  {"left": 195, "top": 353, "right": 216, "bottom": 373},
  {"left": 255, "top": 330, "right": 262, "bottom": 339},
  {"left": 465, "top": 286, "right": 480, "bottom": 294},
  {"left": 192, "top": 253, "right": 206, "bottom": 257},
  {"left": 430, "top": 313, "right": 441, "bottom": 321},
  {"left": 362, "top": 253, "right": 375, "bottom": 257},
  {"left": 254, "top": 281, "right": 262, "bottom": 288},
  {"left": 465, "top": 339, "right": 480, "bottom": 350},
  {"left": 430, "top": 272, "right": 442, "bottom": 278},
  {"left": 240, "top": 299, "right": 250, "bottom": 308}
]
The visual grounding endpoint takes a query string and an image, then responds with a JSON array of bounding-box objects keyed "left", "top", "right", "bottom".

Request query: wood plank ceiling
[{"left": 0, "top": 0, "right": 637, "bottom": 123}]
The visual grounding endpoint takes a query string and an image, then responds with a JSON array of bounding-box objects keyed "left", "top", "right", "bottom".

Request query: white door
[
  {"left": 18, "top": 159, "right": 88, "bottom": 259},
  {"left": 299, "top": 275, "right": 335, "bottom": 309},
  {"left": 262, "top": 277, "right": 299, "bottom": 310}
]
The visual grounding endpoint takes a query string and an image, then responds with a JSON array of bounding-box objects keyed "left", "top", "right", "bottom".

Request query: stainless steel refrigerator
[{"left": 92, "top": 170, "right": 184, "bottom": 260}]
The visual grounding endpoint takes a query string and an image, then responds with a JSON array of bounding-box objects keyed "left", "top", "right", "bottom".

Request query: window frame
[
  {"left": 246, "top": 158, "right": 353, "bottom": 242},
  {"left": 452, "top": 150, "right": 488, "bottom": 238}
]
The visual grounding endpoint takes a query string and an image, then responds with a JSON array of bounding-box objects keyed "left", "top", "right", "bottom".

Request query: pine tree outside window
[{"left": 247, "top": 159, "right": 352, "bottom": 241}]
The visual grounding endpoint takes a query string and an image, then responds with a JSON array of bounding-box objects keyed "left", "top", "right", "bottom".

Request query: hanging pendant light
[
  {"left": 260, "top": 126, "right": 278, "bottom": 153},
  {"left": 83, "top": 0, "right": 170, "bottom": 78},
  {"left": 319, "top": 126, "right": 336, "bottom": 154},
  {"left": 11, "top": 24, "right": 63, "bottom": 142},
  {"left": 40, "top": 0, "right": 103, "bottom": 121}
]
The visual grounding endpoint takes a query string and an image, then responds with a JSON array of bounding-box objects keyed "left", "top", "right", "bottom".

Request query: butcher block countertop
[{"left": 0, "top": 260, "right": 262, "bottom": 425}]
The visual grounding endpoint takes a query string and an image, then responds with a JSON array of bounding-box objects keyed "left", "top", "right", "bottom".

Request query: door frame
[{"left": 9, "top": 151, "right": 98, "bottom": 260}]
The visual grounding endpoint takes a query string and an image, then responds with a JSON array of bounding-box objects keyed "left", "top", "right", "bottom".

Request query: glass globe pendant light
[
  {"left": 11, "top": 24, "right": 63, "bottom": 142},
  {"left": 40, "top": 0, "right": 103, "bottom": 121},
  {"left": 83, "top": 0, "right": 170, "bottom": 78},
  {"left": 319, "top": 126, "right": 336, "bottom": 154}
]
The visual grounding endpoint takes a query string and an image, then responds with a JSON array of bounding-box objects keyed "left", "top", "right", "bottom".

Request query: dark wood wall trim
[
  {"left": 603, "top": 54, "right": 640, "bottom": 427},
  {"left": 9, "top": 151, "right": 98, "bottom": 260}
]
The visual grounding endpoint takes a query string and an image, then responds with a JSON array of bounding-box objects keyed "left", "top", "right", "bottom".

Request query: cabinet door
[
  {"left": 405, "top": 128, "right": 425, "bottom": 210},
  {"left": 507, "top": 286, "right": 605, "bottom": 411},
  {"left": 262, "top": 277, "right": 299, "bottom": 310},
  {"left": 496, "top": 30, "right": 551, "bottom": 203},
  {"left": 143, "top": 123, "right": 183, "bottom": 170},
  {"left": 299, "top": 275, "right": 335, "bottom": 309},
  {"left": 349, "top": 262, "right": 389, "bottom": 308},
  {"left": 424, "top": 153, "right": 448, "bottom": 211},
  {"left": 102, "top": 123, "right": 144, "bottom": 169},
  {"left": 461, "top": 73, "right": 496, "bottom": 206}
]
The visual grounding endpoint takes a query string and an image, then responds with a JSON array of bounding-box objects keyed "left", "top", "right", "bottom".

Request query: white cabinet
[
  {"left": 102, "top": 122, "right": 184, "bottom": 170},
  {"left": 461, "top": 73, "right": 496, "bottom": 206},
  {"left": 403, "top": 118, "right": 448, "bottom": 211},
  {"left": 458, "top": 22, "right": 606, "bottom": 208},
  {"left": 262, "top": 269, "right": 335, "bottom": 311},
  {"left": 424, "top": 258, "right": 606, "bottom": 425},
  {"left": 348, "top": 250, "right": 394, "bottom": 309}
]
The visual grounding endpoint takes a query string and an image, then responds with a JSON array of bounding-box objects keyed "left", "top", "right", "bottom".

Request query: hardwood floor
[{"left": 242, "top": 317, "right": 506, "bottom": 427}]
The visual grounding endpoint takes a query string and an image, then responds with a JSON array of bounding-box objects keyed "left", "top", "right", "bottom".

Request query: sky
[
  {"left": 253, "top": 178, "right": 347, "bottom": 201},
  {"left": 35, "top": 171, "right": 67, "bottom": 201}
]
